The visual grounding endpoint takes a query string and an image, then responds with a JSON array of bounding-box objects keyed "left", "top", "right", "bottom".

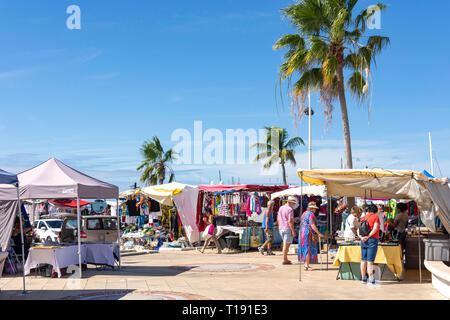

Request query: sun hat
[
  {"left": 307, "top": 202, "right": 319, "bottom": 209},
  {"left": 287, "top": 196, "right": 297, "bottom": 203}
]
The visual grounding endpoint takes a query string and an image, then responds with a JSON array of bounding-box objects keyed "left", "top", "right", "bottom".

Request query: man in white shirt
[{"left": 344, "top": 206, "right": 362, "bottom": 241}]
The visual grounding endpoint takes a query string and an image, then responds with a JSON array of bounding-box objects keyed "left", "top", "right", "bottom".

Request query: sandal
[
  {"left": 304, "top": 266, "right": 314, "bottom": 271},
  {"left": 282, "top": 261, "right": 292, "bottom": 265}
]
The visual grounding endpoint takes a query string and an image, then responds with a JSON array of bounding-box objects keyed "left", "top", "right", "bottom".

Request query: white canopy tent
[
  {"left": 120, "top": 182, "right": 200, "bottom": 243},
  {"left": 297, "top": 168, "right": 450, "bottom": 283},
  {"left": 270, "top": 185, "right": 327, "bottom": 200},
  {"left": 297, "top": 168, "right": 450, "bottom": 233},
  {"left": 15, "top": 158, "right": 120, "bottom": 278}
]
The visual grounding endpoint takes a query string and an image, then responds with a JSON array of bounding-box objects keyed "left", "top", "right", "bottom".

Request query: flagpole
[
  {"left": 429, "top": 132, "right": 434, "bottom": 177},
  {"left": 308, "top": 90, "right": 312, "bottom": 170}
]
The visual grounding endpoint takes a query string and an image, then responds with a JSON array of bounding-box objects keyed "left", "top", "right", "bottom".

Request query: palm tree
[
  {"left": 274, "top": 0, "right": 389, "bottom": 172},
  {"left": 137, "top": 136, "right": 177, "bottom": 186},
  {"left": 252, "top": 126, "right": 305, "bottom": 185}
]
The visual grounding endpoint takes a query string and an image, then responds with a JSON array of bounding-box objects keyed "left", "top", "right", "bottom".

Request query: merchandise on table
[
  {"left": 195, "top": 185, "right": 290, "bottom": 251},
  {"left": 119, "top": 191, "right": 184, "bottom": 251}
]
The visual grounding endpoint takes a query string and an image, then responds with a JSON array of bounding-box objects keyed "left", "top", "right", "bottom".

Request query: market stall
[
  {"left": 15, "top": 158, "right": 120, "bottom": 279},
  {"left": 297, "top": 168, "right": 450, "bottom": 282},
  {"left": 333, "top": 243, "right": 403, "bottom": 280},
  {"left": 197, "top": 185, "right": 289, "bottom": 252},
  {"left": 119, "top": 182, "right": 199, "bottom": 251},
  {"left": 24, "top": 243, "right": 119, "bottom": 278}
]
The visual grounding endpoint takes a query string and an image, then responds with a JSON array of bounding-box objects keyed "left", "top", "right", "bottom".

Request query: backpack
[{"left": 358, "top": 215, "right": 371, "bottom": 236}]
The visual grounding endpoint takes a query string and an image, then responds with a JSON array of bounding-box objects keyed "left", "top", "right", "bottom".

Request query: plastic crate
[{"left": 423, "top": 239, "right": 450, "bottom": 262}]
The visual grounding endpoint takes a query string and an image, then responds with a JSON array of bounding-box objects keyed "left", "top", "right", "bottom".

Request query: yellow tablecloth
[{"left": 333, "top": 245, "right": 403, "bottom": 278}]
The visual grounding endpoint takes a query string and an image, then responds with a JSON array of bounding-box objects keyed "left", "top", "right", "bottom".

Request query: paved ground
[{"left": 0, "top": 248, "right": 446, "bottom": 300}]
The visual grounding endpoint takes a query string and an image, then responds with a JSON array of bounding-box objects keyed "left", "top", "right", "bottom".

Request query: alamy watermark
[
  {"left": 67, "top": 5, "right": 81, "bottom": 30},
  {"left": 171, "top": 121, "right": 281, "bottom": 176},
  {"left": 367, "top": 4, "right": 382, "bottom": 30}
]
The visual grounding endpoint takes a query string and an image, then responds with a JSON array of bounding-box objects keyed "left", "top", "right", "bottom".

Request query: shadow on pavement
[{"left": 0, "top": 289, "right": 208, "bottom": 300}]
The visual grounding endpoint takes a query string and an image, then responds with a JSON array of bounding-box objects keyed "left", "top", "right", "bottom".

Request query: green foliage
[
  {"left": 274, "top": 0, "right": 390, "bottom": 120},
  {"left": 251, "top": 127, "right": 304, "bottom": 184},
  {"left": 137, "top": 136, "right": 177, "bottom": 186}
]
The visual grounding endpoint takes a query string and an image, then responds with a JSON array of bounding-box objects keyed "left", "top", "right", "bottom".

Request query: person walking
[
  {"left": 277, "top": 196, "right": 298, "bottom": 265},
  {"left": 358, "top": 204, "right": 380, "bottom": 284},
  {"left": 299, "top": 202, "right": 324, "bottom": 271},
  {"left": 199, "top": 212, "right": 222, "bottom": 254},
  {"left": 344, "top": 206, "right": 362, "bottom": 241},
  {"left": 258, "top": 200, "right": 275, "bottom": 255}
]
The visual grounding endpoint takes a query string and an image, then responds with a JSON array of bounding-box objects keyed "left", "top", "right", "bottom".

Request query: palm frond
[
  {"left": 253, "top": 151, "right": 272, "bottom": 163},
  {"left": 346, "top": 71, "right": 368, "bottom": 103},
  {"left": 263, "top": 153, "right": 280, "bottom": 170},
  {"left": 285, "top": 136, "right": 305, "bottom": 149},
  {"left": 273, "top": 34, "right": 306, "bottom": 51},
  {"left": 285, "top": 149, "right": 297, "bottom": 166}
]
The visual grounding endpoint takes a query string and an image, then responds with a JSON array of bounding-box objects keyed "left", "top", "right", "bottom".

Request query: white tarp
[
  {"left": 0, "top": 197, "right": 18, "bottom": 252},
  {"left": 271, "top": 185, "right": 327, "bottom": 200},
  {"left": 172, "top": 185, "right": 200, "bottom": 243},
  {"left": 18, "top": 158, "right": 119, "bottom": 200},
  {"left": 122, "top": 182, "right": 200, "bottom": 243},
  {"left": 0, "top": 182, "right": 18, "bottom": 252},
  {"left": 297, "top": 169, "right": 450, "bottom": 233},
  {"left": 424, "top": 181, "right": 450, "bottom": 234}
]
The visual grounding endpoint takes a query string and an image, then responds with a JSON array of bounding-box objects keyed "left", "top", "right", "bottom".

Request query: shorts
[
  {"left": 264, "top": 228, "right": 274, "bottom": 244},
  {"left": 280, "top": 229, "right": 293, "bottom": 244},
  {"left": 361, "top": 238, "right": 379, "bottom": 262}
]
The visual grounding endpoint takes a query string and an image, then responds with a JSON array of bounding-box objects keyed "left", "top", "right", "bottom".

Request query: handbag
[
  {"left": 202, "top": 224, "right": 214, "bottom": 239},
  {"left": 311, "top": 232, "right": 319, "bottom": 243}
]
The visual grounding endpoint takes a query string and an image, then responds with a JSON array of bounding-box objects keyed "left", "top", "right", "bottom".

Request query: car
[
  {"left": 59, "top": 215, "right": 119, "bottom": 244},
  {"left": 32, "top": 219, "right": 63, "bottom": 243}
]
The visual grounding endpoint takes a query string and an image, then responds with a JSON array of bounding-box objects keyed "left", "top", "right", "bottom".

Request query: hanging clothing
[
  {"left": 150, "top": 199, "right": 161, "bottom": 212},
  {"left": 126, "top": 199, "right": 138, "bottom": 216}
]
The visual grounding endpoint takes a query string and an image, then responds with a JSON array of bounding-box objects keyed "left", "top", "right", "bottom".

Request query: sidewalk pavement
[{"left": 0, "top": 249, "right": 446, "bottom": 300}]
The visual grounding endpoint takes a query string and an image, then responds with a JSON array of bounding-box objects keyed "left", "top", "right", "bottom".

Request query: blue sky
[{"left": 0, "top": 0, "right": 449, "bottom": 191}]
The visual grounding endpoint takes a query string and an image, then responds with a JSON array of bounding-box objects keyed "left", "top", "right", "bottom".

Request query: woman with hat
[{"left": 299, "top": 202, "right": 324, "bottom": 271}]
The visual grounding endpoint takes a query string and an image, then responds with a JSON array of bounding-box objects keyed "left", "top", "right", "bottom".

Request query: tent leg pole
[
  {"left": 326, "top": 196, "right": 329, "bottom": 271},
  {"left": 319, "top": 236, "right": 322, "bottom": 271},
  {"left": 77, "top": 198, "right": 82, "bottom": 279},
  {"left": 117, "top": 198, "right": 121, "bottom": 270},
  {"left": 418, "top": 225, "right": 422, "bottom": 283},
  {"left": 16, "top": 185, "right": 29, "bottom": 295},
  {"left": 299, "top": 173, "right": 303, "bottom": 282}
]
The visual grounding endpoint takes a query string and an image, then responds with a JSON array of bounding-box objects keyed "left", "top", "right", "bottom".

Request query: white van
[{"left": 59, "top": 215, "right": 119, "bottom": 243}]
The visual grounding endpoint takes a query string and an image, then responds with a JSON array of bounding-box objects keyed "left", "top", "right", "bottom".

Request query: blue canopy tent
[
  {"left": 0, "top": 169, "right": 18, "bottom": 185},
  {"left": 0, "top": 169, "right": 27, "bottom": 293},
  {"left": 422, "top": 170, "right": 435, "bottom": 179}
]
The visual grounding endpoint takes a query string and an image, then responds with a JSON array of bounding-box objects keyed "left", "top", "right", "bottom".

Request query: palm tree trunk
[
  {"left": 336, "top": 63, "right": 353, "bottom": 170},
  {"left": 159, "top": 165, "right": 165, "bottom": 185},
  {"left": 281, "top": 161, "right": 287, "bottom": 185},
  {"left": 336, "top": 63, "right": 355, "bottom": 208}
]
